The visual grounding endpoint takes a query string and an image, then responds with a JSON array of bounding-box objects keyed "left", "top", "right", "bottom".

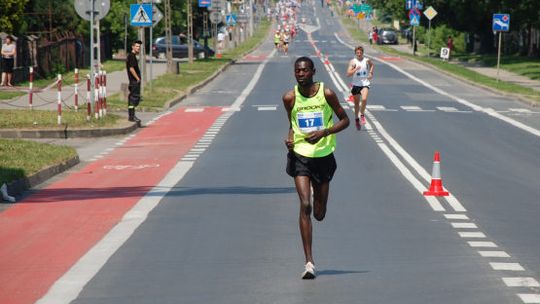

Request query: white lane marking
[
  {"left": 458, "top": 232, "right": 486, "bottom": 238},
  {"left": 445, "top": 214, "right": 469, "bottom": 220},
  {"left": 451, "top": 222, "right": 478, "bottom": 229},
  {"left": 367, "top": 105, "right": 388, "bottom": 111},
  {"left": 517, "top": 294, "right": 540, "bottom": 303},
  {"left": 334, "top": 32, "right": 540, "bottom": 137},
  {"left": 509, "top": 108, "right": 533, "bottom": 113},
  {"left": 438, "top": 106, "right": 458, "bottom": 112},
  {"left": 503, "top": 277, "right": 540, "bottom": 287},
  {"left": 185, "top": 108, "right": 204, "bottom": 112},
  {"left": 468, "top": 241, "right": 498, "bottom": 248},
  {"left": 478, "top": 251, "right": 510, "bottom": 257},
  {"left": 222, "top": 107, "right": 241, "bottom": 112},
  {"left": 36, "top": 161, "right": 195, "bottom": 304},
  {"left": 378, "top": 143, "right": 445, "bottom": 211},
  {"left": 366, "top": 112, "right": 466, "bottom": 212},
  {"left": 490, "top": 263, "right": 525, "bottom": 271},
  {"left": 37, "top": 47, "right": 278, "bottom": 304},
  {"left": 258, "top": 106, "right": 277, "bottom": 111},
  {"left": 190, "top": 148, "right": 206, "bottom": 152},
  {"left": 181, "top": 157, "right": 198, "bottom": 161}
]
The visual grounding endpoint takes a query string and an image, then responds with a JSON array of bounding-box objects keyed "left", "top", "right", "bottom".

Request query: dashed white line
[
  {"left": 445, "top": 214, "right": 469, "bottom": 220},
  {"left": 458, "top": 232, "right": 486, "bottom": 238},
  {"left": 478, "top": 251, "right": 510, "bottom": 258},
  {"left": 468, "top": 241, "right": 498, "bottom": 248},
  {"left": 451, "top": 222, "right": 478, "bottom": 229},
  {"left": 517, "top": 294, "right": 540, "bottom": 303},
  {"left": 490, "top": 263, "right": 525, "bottom": 271}
]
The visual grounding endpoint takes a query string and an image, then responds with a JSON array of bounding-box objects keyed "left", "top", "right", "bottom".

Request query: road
[{"left": 1, "top": 2, "right": 540, "bottom": 304}]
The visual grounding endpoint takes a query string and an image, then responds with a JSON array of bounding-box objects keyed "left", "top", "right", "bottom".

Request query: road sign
[
  {"left": 130, "top": 4, "right": 153, "bottom": 27},
  {"left": 199, "top": 0, "right": 211, "bottom": 8},
  {"left": 226, "top": 14, "right": 237, "bottom": 26},
  {"left": 75, "top": 0, "right": 110, "bottom": 21},
  {"left": 209, "top": 11, "right": 222, "bottom": 23},
  {"left": 237, "top": 13, "right": 248, "bottom": 24},
  {"left": 405, "top": 0, "right": 414, "bottom": 10},
  {"left": 440, "top": 47, "right": 450, "bottom": 59},
  {"left": 153, "top": 6, "right": 163, "bottom": 26},
  {"left": 492, "top": 13, "right": 510, "bottom": 32},
  {"left": 423, "top": 6, "right": 437, "bottom": 20},
  {"left": 410, "top": 14, "right": 420, "bottom": 26}
]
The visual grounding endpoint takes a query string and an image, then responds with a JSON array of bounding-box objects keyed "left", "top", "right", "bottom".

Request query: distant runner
[
  {"left": 283, "top": 57, "right": 349, "bottom": 279},
  {"left": 346, "top": 45, "right": 374, "bottom": 130}
]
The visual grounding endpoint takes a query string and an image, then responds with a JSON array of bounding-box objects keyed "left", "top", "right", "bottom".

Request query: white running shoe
[{"left": 302, "top": 262, "right": 316, "bottom": 279}]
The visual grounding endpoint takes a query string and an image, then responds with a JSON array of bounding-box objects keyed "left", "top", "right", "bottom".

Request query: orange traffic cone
[
  {"left": 347, "top": 95, "right": 354, "bottom": 102},
  {"left": 424, "top": 151, "right": 449, "bottom": 196},
  {"left": 324, "top": 54, "right": 330, "bottom": 65}
]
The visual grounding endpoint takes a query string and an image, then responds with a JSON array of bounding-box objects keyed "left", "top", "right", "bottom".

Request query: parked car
[
  {"left": 152, "top": 36, "right": 215, "bottom": 59},
  {"left": 377, "top": 28, "right": 399, "bottom": 45}
]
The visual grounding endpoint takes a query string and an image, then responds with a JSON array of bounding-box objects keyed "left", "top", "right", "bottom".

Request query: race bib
[
  {"left": 297, "top": 112, "right": 324, "bottom": 133},
  {"left": 356, "top": 70, "right": 368, "bottom": 77}
]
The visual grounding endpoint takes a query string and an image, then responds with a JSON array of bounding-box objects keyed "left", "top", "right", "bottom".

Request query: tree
[{"left": 0, "top": 0, "right": 29, "bottom": 35}]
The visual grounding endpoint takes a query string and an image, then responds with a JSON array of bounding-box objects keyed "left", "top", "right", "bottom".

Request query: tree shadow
[
  {"left": 317, "top": 269, "right": 370, "bottom": 277},
  {"left": 19, "top": 185, "right": 297, "bottom": 204}
]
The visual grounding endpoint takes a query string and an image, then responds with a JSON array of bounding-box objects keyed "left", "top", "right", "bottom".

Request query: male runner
[
  {"left": 283, "top": 57, "right": 349, "bottom": 279},
  {"left": 346, "top": 46, "right": 374, "bottom": 130}
]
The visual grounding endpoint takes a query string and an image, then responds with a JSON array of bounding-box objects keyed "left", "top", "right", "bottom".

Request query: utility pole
[
  {"left": 164, "top": 0, "right": 174, "bottom": 73},
  {"left": 187, "top": 0, "right": 194, "bottom": 63}
]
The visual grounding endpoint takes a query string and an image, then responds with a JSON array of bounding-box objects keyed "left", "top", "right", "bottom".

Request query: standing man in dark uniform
[
  {"left": 126, "top": 40, "right": 142, "bottom": 123},
  {"left": 283, "top": 57, "right": 349, "bottom": 279}
]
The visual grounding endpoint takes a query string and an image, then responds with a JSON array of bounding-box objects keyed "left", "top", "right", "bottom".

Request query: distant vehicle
[
  {"left": 152, "top": 36, "right": 215, "bottom": 59},
  {"left": 377, "top": 28, "right": 399, "bottom": 45}
]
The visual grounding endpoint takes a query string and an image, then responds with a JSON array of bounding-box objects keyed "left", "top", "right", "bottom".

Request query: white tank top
[{"left": 351, "top": 57, "right": 370, "bottom": 87}]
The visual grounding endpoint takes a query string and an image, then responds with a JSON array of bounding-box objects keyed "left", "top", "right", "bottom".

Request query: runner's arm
[
  {"left": 305, "top": 88, "right": 350, "bottom": 144},
  {"left": 346, "top": 59, "right": 357, "bottom": 77},
  {"left": 282, "top": 90, "right": 295, "bottom": 150}
]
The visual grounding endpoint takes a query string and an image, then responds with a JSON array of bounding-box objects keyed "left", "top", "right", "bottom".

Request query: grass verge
[
  {"left": 0, "top": 139, "right": 77, "bottom": 186},
  {"left": 0, "top": 109, "right": 120, "bottom": 129}
]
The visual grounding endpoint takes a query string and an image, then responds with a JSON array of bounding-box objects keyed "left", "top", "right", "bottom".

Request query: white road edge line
[{"left": 36, "top": 48, "right": 277, "bottom": 304}]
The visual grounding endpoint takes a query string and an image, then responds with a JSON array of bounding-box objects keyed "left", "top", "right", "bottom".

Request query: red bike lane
[{"left": 0, "top": 107, "right": 224, "bottom": 304}]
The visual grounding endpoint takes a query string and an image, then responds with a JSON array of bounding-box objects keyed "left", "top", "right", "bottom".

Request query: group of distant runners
[{"left": 272, "top": 0, "right": 299, "bottom": 55}]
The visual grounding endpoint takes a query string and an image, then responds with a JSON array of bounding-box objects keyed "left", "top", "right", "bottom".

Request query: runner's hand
[
  {"left": 305, "top": 130, "right": 325, "bottom": 144},
  {"left": 284, "top": 138, "right": 294, "bottom": 150}
]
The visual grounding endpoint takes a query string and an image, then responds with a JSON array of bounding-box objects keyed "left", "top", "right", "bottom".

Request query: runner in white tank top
[{"left": 346, "top": 46, "right": 374, "bottom": 130}]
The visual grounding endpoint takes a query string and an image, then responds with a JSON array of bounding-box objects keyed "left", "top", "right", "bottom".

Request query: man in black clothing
[{"left": 126, "top": 40, "right": 142, "bottom": 123}]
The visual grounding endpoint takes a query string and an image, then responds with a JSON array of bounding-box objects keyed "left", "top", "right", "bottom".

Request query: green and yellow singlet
[{"left": 291, "top": 82, "right": 336, "bottom": 158}]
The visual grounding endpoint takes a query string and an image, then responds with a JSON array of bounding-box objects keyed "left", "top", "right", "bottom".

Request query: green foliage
[
  {"left": 0, "top": 0, "right": 29, "bottom": 35},
  {"left": 0, "top": 139, "right": 77, "bottom": 185}
]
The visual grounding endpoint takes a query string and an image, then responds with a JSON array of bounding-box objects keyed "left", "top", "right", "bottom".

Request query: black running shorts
[
  {"left": 286, "top": 151, "right": 337, "bottom": 184},
  {"left": 351, "top": 85, "right": 370, "bottom": 95}
]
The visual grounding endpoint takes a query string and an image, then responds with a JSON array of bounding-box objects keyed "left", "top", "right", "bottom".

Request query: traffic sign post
[
  {"left": 75, "top": 0, "right": 110, "bottom": 118},
  {"left": 493, "top": 13, "right": 510, "bottom": 82},
  {"left": 423, "top": 6, "right": 437, "bottom": 57},
  {"left": 408, "top": 8, "right": 421, "bottom": 55}
]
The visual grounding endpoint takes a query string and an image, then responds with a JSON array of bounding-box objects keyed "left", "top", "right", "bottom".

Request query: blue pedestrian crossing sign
[
  {"left": 410, "top": 14, "right": 420, "bottom": 26},
  {"left": 130, "top": 4, "right": 153, "bottom": 27},
  {"left": 226, "top": 14, "right": 237, "bottom": 26},
  {"left": 492, "top": 14, "right": 510, "bottom": 32}
]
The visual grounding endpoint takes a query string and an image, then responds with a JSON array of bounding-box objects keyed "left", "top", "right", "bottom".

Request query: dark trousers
[{"left": 128, "top": 82, "right": 141, "bottom": 108}]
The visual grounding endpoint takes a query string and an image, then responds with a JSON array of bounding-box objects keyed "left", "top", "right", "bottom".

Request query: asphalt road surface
[{"left": 2, "top": 2, "right": 539, "bottom": 304}]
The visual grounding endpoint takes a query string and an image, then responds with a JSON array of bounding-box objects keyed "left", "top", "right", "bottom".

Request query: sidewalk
[
  {"left": 0, "top": 59, "right": 169, "bottom": 111},
  {"left": 391, "top": 44, "right": 540, "bottom": 93}
]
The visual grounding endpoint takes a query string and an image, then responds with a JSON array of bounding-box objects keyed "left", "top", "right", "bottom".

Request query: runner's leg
[
  {"left": 295, "top": 175, "right": 313, "bottom": 263},
  {"left": 312, "top": 181, "right": 329, "bottom": 221}
]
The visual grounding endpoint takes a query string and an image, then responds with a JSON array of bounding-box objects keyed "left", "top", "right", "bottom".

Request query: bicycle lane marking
[{"left": 0, "top": 107, "right": 224, "bottom": 304}]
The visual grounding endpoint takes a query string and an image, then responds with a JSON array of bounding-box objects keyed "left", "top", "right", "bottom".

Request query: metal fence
[{"left": 1, "top": 33, "right": 112, "bottom": 84}]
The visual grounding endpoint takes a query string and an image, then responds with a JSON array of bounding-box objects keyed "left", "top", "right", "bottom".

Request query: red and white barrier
[
  {"left": 94, "top": 73, "right": 100, "bottom": 119},
  {"left": 57, "top": 74, "right": 62, "bottom": 125},
  {"left": 28, "top": 67, "right": 34, "bottom": 109},
  {"left": 86, "top": 75, "right": 91, "bottom": 121},
  {"left": 102, "top": 71, "right": 107, "bottom": 115},
  {"left": 74, "top": 68, "right": 79, "bottom": 111}
]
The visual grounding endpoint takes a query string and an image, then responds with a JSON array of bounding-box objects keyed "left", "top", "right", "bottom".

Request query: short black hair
[
  {"left": 133, "top": 40, "right": 142, "bottom": 45},
  {"left": 295, "top": 56, "right": 314, "bottom": 69}
]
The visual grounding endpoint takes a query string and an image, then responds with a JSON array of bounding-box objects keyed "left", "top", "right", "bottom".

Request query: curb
[
  {"left": 0, "top": 120, "right": 138, "bottom": 139},
  {"left": 2, "top": 155, "right": 80, "bottom": 201}
]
